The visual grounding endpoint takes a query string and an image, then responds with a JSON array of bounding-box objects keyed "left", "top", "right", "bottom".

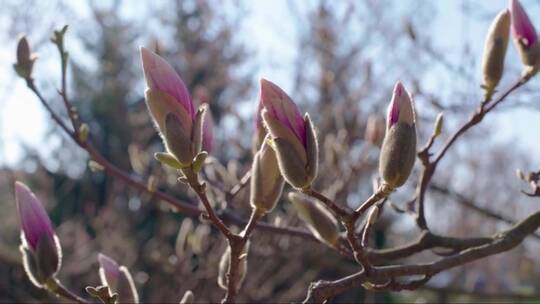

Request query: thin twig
[
  {"left": 304, "top": 207, "right": 540, "bottom": 303},
  {"left": 414, "top": 76, "right": 529, "bottom": 230}
]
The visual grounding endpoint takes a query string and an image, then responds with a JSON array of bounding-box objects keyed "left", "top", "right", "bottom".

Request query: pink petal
[
  {"left": 140, "top": 47, "right": 195, "bottom": 118},
  {"left": 14, "top": 181, "right": 55, "bottom": 251},
  {"left": 387, "top": 81, "right": 403, "bottom": 128},
  {"left": 259, "top": 79, "right": 306, "bottom": 145},
  {"left": 510, "top": 0, "right": 537, "bottom": 47},
  {"left": 98, "top": 253, "right": 121, "bottom": 279}
]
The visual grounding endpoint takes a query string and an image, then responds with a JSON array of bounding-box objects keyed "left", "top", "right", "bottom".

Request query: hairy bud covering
[
  {"left": 481, "top": 9, "right": 510, "bottom": 91},
  {"left": 287, "top": 192, "right": 340, "bottom": 247},
  {"left": 379, "top": 82, "right": 416, "bottom": 189},
  {"left": 260, "top": 79, "right": 319, "bottom": 189},
  {"left": 250, "top": 138, "right": 285, "bottom": 214}
]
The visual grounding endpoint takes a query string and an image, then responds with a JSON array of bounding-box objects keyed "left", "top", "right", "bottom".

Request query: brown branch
[
  {"left": 430, "top": 183, "right": 540, "bottom": 241},
  {"left": 302, "top": 188, "right": 351, "bottom": 218},
  {"left": 184, "top": 169, "right": 233, "bottom": 239},
  {"left": 222, "top": 210, "right": 263, "bottom": 303},
  {"left": 414, "top": 76, "right": 529, "bottom": 230},
  {"left": 304, "top": 207, "right": 540, "bottom": 303},
  {"left": 419, "top": 285, "right": 540, "bottom": 301}
]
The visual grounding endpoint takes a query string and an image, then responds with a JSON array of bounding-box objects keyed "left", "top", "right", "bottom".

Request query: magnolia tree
[{"left": 10, "top": 0, "right": 540, "bottom": 303}]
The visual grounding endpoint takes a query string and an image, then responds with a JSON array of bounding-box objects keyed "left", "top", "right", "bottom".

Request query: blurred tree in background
[{"left": 1, "top": 0, "right": 540, "bottom": 303}]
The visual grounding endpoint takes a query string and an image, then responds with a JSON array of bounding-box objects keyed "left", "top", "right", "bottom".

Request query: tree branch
[{"left": 304, "top": 207, "right": 540, "bottom": 303}]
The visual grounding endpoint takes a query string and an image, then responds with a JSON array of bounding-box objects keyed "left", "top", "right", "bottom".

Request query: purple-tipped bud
[
  {"left": 15, "top": 181, "right": 61, "bottom": 287},
  {"left": 140, "top": 47, "right": 194, "bottom": 118},
  {"left": 379, "top": 82, "right": 417, "bottom": 189},
  {"left": 141, "top": 47, "right": 206, "bottom": 167},
  {"left": 510, "top": 0, "right": 540, "bottom": 67},
  {"left": 510, "top": 0, "right": 537, "bottom": 48},
  {"left": 387, "top": 81, "right": 414, "bottom": 129},
  {"left": 98, "top": 253, "right": 139, "bottom": 304},
  {"left": 260, "top": 79, "right": 319, "bottom": 189},
  {"left": 260, "top": 79, "right": 305, "bottom": 145}
]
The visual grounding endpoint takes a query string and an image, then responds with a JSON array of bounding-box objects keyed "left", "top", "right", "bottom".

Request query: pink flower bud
[
  {"left": 141, "top": 47, "right": 207, "bottom": 166},
  {"left": 387, "top": 81, "right": 414, "bottom": 128},
  {"left": 260, "top": 79, "right": 319, "bottom": 189},
  {"left": 15, "top": 181, "right": 62, "bottom": 287},
  {"left": 510, "top": 0, "right": 537, "bottom": 49},
  {"left": 15, "top": 182, "right": 56, "bottom": 251},
  {"left": 260, "top": 79, "right": 305, "bottom": 145},
  {"left": 98, "top": 253, "right": 139, "bottom": 304},
  {"left": 140, "top": 47, "right": 194, "bottom": 118},
  {"left": 98, "top": 253, "right": 120, "bottom": 283},
  {"left": 509, "top": 0, "right": 540, "bottom": 68},
  {"left": 379, "top": 82, "right": 417, "bottom": 189}
]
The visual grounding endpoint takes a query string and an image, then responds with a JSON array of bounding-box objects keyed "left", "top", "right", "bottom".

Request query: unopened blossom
[
  {"left": 260, "top": 79, "right": 318, "bottom": 189},
  {"left": 481, "top": 9, "right": 510, "bottom": 92},
  {"left": 287, "top": 192, "right": 340, "bottom": 247},
  {"left": 509, "top": 0, "right": 540, "bottom": 67},
  {"left": 193, "top": 86, "right": 214, "bottom": 153},
  {"left": 379, "top": 81, "right": 417, "bottom": 189},
  {"left": 98, "top": 253, "right": 139, "bottom": 304},
  {"left": 250, "top": 137, "right": 285, "bottom": 214},
  {"left": 364, "top": 115, "right": 386, "bottom": 146},
  {"left": 140, "top": 47, "right": 207, "bottom": 167},
  {"left": 15, "top": 181, "right": 62, "bottom": 287}
]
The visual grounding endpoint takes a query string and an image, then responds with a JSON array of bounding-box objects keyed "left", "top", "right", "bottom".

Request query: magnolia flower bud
[
  {"left": 364, "top": 115, "right": 385, "bottom": 146},
  {"left": 252, "top": 98, "right": 267, "bottom": 153},
  {"left": 98, "top": 253, "right": 139, "bottom": 304},
  {"left": 193, "top": 86, "right": 214, "bottom": 153},
  {"left": 510, "top": 0, "right": 540, "bottom": 68},
  {"left": 481, "top": 9, "right": 510, "bottom": 92},
  {"left": 218, "top": 242, "right": 249, "bottom": 292},
  {"left": 379, "top": 82, "right": 416, "bottom": 189},
  {"left": 180, "top": 290, "right": 194, "bottom": 304},
  {"left": 260, "top": 79, "right": 318, "bottom": 189},
  {"left": 250, "top": 138, "right": 285, "bottom": 214},
  {"left": 14, "top": 35, "right": 37, "bottom": 79},
  {"left": 287, "top": 192, "right": 340, "bottom": 247},
  {"left": 15, "top": 182, "right": 62, "bottom": 287},
  {"left": 141, "top": 47, "right": 207, "bottom": 167}
]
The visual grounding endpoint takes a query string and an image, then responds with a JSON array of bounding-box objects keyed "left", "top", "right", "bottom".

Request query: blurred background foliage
[{"left": 1, "top": 0, "right": 540, "bottom": 302}]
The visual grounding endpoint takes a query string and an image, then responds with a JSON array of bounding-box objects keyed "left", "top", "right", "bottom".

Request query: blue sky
[{"left": 1, "top": 0, "right": 539, "bottom": 168}]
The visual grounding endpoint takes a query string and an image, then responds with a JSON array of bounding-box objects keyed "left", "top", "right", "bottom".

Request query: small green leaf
[
  {"left": 154, "top": 152, "right": 185, "bottom": 169},
  {"left": 191, "top": 151, "right": 208, "bottom": 173}
]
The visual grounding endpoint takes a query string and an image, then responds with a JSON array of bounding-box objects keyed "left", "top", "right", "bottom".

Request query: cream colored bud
[
  {"left": 379, "top": 123, "right": 416, "bottom": 189},
  {"left": 482, "top": 9, "right": 510, "bottom": 92},
  {"left": 250, "top": 140, "right": 285, "bottom": 214},
  {"left": 287, "top": 192, "right": 340, "bottom": 247}
]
